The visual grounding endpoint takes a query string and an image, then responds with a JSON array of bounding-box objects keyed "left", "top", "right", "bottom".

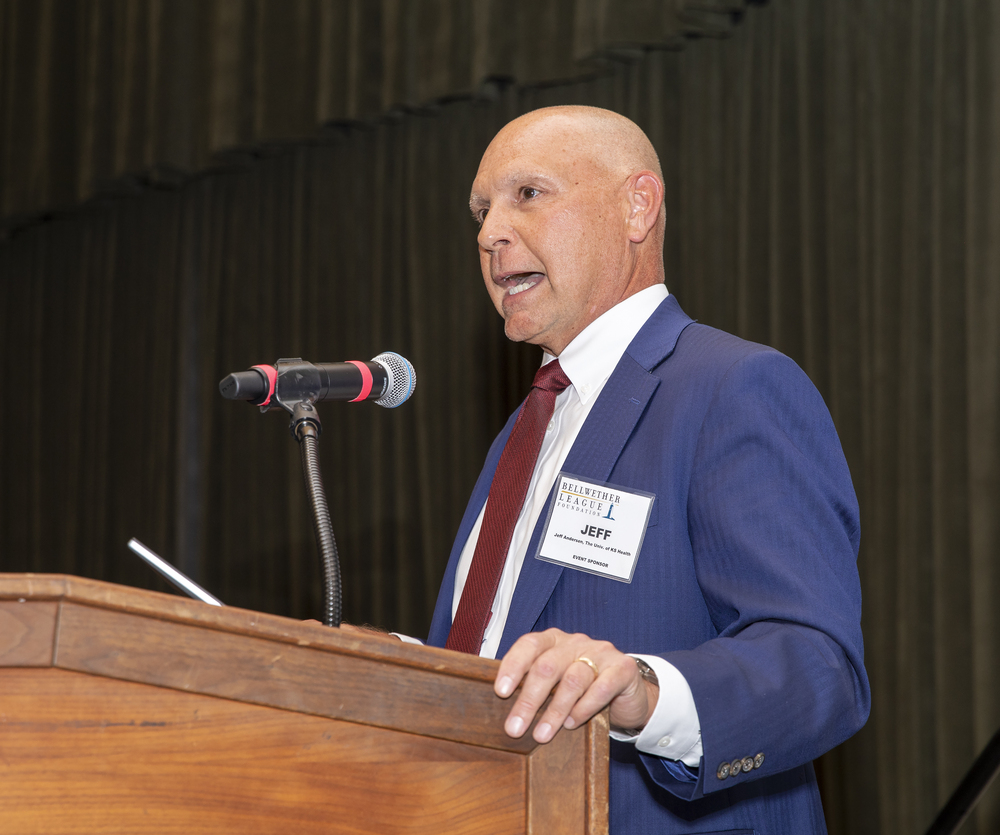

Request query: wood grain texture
[
  {"left": 54, "top": 600, "right": 535, "bottom": 752},
  {"left": 586, "top": 710, "right": 611, "bottom": 834},
  {"left": 0, "top": 600, "right": 56, "bottom": 665},
  {"left": 0, "top": 668, "right": 524, "bottom": 834},
  {"left": 527, "top": 719, "right": 586, "bottom": 833},
  {"left": 0, "top": 575, "right": 609, "bottom": 834},
  {"left": 0, "top": 574, "right": 501, "bottom": 680}
]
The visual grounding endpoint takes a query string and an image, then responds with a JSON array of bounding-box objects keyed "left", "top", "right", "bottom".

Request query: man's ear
[{"left": 625, "top": 172, "right": 664, "bottom": 243}]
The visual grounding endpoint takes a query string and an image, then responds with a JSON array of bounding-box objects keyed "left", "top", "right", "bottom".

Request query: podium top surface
[
  {"left": 1, "top": 572, "right": 492, "bottom": 675},
  {"left": 0, "top": 574, "right": 610, "bottom": 834},
  {"left": 0, "top": 572, "right": 543, "bottom": 754}
]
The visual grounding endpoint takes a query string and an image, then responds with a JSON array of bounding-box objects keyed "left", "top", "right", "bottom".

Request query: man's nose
[{"left": 478, "top": 208, "right": 514, "bottom": 251}]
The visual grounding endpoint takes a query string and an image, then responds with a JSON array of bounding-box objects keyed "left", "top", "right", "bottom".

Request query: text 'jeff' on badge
[{"left": 535, "top": 472, "right": 654, "bottom": 583}]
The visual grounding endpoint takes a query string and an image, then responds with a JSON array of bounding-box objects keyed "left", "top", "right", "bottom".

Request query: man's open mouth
[{"left": 502, "top": 272, "right": 543, "bottom": 296}]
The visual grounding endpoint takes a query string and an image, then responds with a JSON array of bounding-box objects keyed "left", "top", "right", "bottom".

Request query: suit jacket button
[
  {"left": 754, "top": 752, "right": 765, "bottom": 769},
  {"left": 716, "top": 762, "right": 731, "bottom": 780},
  {"left": 730, "top": 758, "right": 743, "bottom": 775},
  {"left": 742, "top": 756, "right": 754, "bottom": 772}
]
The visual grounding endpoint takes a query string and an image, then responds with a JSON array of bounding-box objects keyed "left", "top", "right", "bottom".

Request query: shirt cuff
[{"left": 608, "top": 654, "right": 703, "bottom": 767}]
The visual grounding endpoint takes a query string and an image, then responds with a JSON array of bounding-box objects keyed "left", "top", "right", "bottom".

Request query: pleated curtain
[{"left": 1, "top": 2, "right": 998, "bottom": 833}]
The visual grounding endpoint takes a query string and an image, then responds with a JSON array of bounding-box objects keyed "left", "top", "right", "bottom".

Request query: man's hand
[{"left": 494, "top": 628, "right": 658, "bottom": 743}]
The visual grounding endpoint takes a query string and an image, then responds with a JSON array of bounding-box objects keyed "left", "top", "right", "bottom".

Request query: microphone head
[{"left": 371, "top": 352, "right": 416, "bottom": 408}]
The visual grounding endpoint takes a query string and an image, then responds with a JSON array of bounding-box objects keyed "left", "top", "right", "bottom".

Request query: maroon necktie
[{"left": 446, "top": 360, "right": 572, "bottom": 654}]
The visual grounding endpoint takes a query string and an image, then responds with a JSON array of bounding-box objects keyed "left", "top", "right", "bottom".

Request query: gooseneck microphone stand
[
  {"left": 289, "top": 400, "right": 342, "bottom": 628},
  {"left": 220, "top": 353, "right": 416, "bottom": 628},
  {"left": 270, "top": 362, "right": 344, "bottom": 628}
]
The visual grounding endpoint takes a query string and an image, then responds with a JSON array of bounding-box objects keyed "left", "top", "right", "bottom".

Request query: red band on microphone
[
  {"left": 346, "top": 360, "right": 373, "bottom": 402},
  {"left": 252, "top": 364, "right": 278, "bottom": 406}
]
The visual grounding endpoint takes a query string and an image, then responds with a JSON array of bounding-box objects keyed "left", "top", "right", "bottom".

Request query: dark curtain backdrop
[
  {"left": 1, "top": 2, "right": 998, "bottom": 834},
  {"left": 0, "top": 0, "right": 750, "bottom": 229}
]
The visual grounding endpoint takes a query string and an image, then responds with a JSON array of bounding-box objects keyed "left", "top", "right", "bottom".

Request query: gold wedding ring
[{"left": 576, "top": 656, "right": 600, "bottom": 677}]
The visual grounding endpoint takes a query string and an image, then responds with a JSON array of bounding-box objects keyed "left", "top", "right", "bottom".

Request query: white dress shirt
[{"left": 451, "top": 284, "right": 703, "bottom": 767}]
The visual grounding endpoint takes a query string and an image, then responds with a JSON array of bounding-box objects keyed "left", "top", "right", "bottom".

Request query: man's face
[{"left": 469, "top": 119, "right": 635, "bottom": 356}]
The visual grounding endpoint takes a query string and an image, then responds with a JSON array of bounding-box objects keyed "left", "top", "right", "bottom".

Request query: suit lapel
[
  {"left": 436, "top": 296, "right": 696, "bottom": 655},
  {"left": 498, "top": 354, "right": 663, "bottom": 656},
  {"left": 497, "top": 297, "right": 695, "bottom": 656}
]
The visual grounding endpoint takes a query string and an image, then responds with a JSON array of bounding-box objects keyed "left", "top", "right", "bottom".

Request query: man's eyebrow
[
  {"left": 469, "top": 171, "right": 558, "bottom": 215},
  {"left": 469, "top": 193, "right": 488, "bottom": 215},
  {"left": 497, "top": 171, "right": 558, "bottom": 190}
]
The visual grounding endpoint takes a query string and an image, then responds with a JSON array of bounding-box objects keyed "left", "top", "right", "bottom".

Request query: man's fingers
[
  {"left": 494, "top": 629, "right": 561, "bottom": 699},
  {"left": 497, "top": 631, "right": 631, "bottom": 741},
  {"left": 495, "top": 631, "right": 654, "bottom": 743},
  {"left": 529, "top": 656, "right": 610, "bottom": 742},
  {"left": 501, "top": 640, "right": 574, "bottom": 738},
  {"left": 535, "top": 654, "right": 642, "bottom": 741},
  {"left": 496, "top": 630, "right": 588, "bottom": 737}
]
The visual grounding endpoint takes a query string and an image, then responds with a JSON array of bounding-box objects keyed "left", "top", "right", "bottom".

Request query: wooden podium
[{"left": 0, "top": 574, "right": 608, "bottom": 834}]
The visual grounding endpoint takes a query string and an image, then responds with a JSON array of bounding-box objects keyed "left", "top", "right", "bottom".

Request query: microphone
[{"left": 219, "top": 352, "right": 416, "bottom": 409}]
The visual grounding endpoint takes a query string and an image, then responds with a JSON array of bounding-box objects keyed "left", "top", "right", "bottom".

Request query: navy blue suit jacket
[{"left": 428, "top": 297, "right": 870, "bottom": 834}]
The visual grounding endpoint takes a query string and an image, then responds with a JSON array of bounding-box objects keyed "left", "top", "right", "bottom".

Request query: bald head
[
  {"left": 474, "top": 106, "right": 665, "bottom": 237},
  {"left": 470, "top": 106, "right": 667, "bottom": 356},
  {"left": 493, "top": 106, "right": 662, "bottom": 179}
]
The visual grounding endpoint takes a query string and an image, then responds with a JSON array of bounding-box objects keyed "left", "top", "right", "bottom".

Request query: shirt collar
[{"left": 542, "top": 284, "right": 669, "bottom": 405}]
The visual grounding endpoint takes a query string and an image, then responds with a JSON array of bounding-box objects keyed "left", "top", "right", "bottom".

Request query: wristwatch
[
  {"left": 612, "top": 658, "right": 660, "bottom": 738},
  {"left": 634, "top": 657, "right": 659, "bottom": 686}
]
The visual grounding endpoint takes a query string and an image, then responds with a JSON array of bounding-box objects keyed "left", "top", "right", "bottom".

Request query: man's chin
[
  {"left": 500, "top": 306, "right": 564, "bottom": 352},
  {"left": 503, "top": 324, "right": 532, "bottom": 344},
  {"left": 504, "top": 323, "right": 559, "bottom": 356}
]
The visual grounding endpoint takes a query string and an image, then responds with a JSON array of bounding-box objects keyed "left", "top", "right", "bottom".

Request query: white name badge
[{"left": 535, "top": 472, "right": 654, "bottom": 583}]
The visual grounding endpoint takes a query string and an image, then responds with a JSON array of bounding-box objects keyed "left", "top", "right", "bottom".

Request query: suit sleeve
[{"left": 640, "top": 349, "right": 870, "bottom": 800}]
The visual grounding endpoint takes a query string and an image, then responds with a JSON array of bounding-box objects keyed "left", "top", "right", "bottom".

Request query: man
[{"left": 425, "top": 106, "right": 870, "bottom": 833}]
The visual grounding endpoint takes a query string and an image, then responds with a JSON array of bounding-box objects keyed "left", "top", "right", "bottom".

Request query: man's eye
[{"left": 520, "top": 187, "right": 539, "bottom": 201}]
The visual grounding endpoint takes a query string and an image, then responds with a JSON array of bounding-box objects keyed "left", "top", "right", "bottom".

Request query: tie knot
[{"left": 532, "top": 359, "right": 572, "bottom": 395}]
